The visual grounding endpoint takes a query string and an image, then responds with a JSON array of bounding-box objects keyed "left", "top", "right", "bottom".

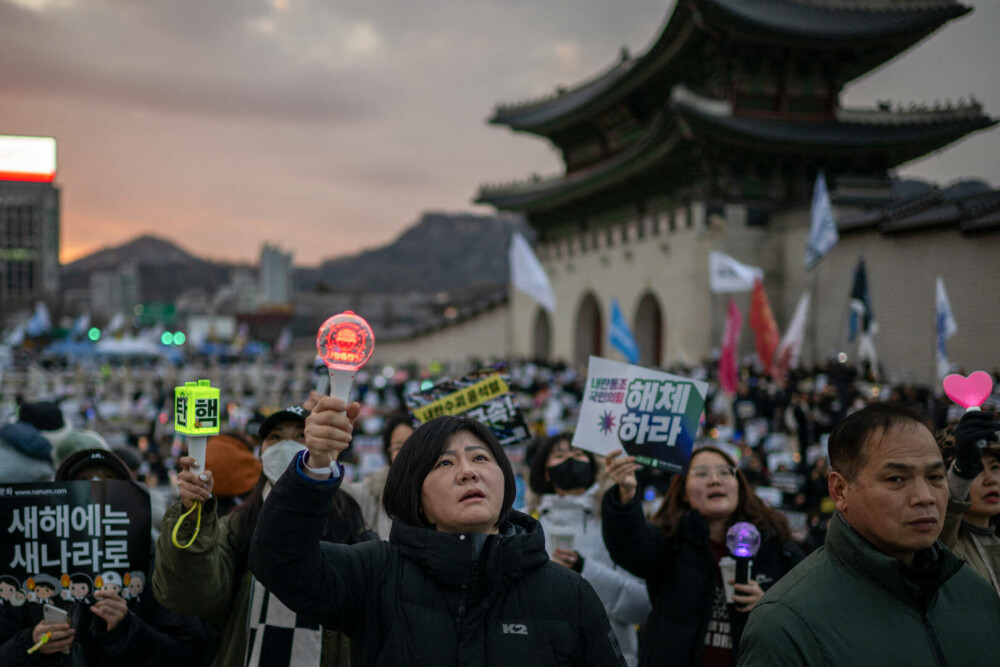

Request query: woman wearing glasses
[{"left": 602, "top": 446, "right": 803, "bottom": 667}]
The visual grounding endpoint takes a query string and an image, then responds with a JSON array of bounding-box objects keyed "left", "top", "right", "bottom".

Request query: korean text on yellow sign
[
  {"left": 174, "top": 380, "right": 221, "bottom": 436},
  {"left": 411, "top": 375, "right": 510, "bottom": 423}
]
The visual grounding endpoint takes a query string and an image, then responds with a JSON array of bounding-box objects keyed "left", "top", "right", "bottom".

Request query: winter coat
[
  {"left": 601, "top": 486, "right": 803, "bottom": 666},
  {"left": 0, "top": 573, "right": 214, "bottom": 667},
  {"left": 737, "top": 513, "right": 1000, "bottom": 666},
  {"left": 154, "top": 494, "right": 366, "bottom": 667},
  {"left": 248, "top": 460, "right": 626, "bottom": 667},
  {"left": 345, "top": 465, "right": 392, "bottom": 540},
  {"left": 0, "top": 425, "right": 54, "bottom": 484},
  {"left": 537, "top": 486, "right": 650, "bottom": 666},
  {"left": 940, "top": 467, "right": 1000, "bottom": 595}
]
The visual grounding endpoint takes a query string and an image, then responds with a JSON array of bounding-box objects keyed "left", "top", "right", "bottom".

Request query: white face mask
[{"left": 260, "top": 440, "right": 307, "bottom": 486}]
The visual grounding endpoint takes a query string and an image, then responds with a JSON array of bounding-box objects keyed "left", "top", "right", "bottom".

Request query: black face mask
[{"left": 547, "top": 458, "right": 595, "bottom": 491}]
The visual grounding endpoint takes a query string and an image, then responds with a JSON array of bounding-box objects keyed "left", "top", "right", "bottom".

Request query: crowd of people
[{"left": 1, "top": 353, "right": 999, "bottom": 665}]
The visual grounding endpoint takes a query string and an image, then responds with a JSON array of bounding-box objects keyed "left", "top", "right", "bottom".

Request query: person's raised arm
[
  {"left": 249, "top": 397, "right": 385, "bottom": 632},
  {"left": 153, "top": 458, "right": 237, "bottom": 626},
  {"left": 300, "top": 397, "right": 360, "bottom": 479},
  {"left": 601, "top": 450, "right": 665, "bottom": 580}
]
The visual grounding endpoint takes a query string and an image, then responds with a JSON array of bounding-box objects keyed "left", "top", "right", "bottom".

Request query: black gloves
[{"left": 953, "top": 411, "right": 1000, "bottom": 480}]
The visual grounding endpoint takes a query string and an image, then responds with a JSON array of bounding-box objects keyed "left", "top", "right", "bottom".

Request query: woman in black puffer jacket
[
  {"left": 250, "top": 404, "right": 625, "bottom": 667},
  {"left": 602, "top": 446, "right": 803, "bottom": 666}
]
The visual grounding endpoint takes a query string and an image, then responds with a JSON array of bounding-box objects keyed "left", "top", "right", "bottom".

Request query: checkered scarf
[{"left": 245, "top": 575, "right": 322, "bottom": 666}]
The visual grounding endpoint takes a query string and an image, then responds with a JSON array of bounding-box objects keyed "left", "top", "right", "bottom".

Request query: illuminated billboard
[{"left": 0, "top": 135, "right": 57, "bottom": 183}]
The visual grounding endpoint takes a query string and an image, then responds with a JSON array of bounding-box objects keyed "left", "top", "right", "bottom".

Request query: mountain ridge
[{"left": 63, "top": 212, "right": 527, "bottom": 301}]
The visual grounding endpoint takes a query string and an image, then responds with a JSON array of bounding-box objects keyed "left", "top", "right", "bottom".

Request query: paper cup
[
  {"left": 550, "top": 532, "right": 575, "bottom": 553},
  {"left": 719, "top": 556, "right": 736, "bottom": 603}
]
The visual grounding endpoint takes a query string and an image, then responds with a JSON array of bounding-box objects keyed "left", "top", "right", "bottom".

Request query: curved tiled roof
[
  {"left": 838, "top": 181, "right": 1000, "bottom": 234},
  {"left": 674, "top": 97, "right": 995, "bottom": 160},
  {"left": 479, "top": 89, "right": 995, "bottom": 213},
  {"left": 491, "top": 0, "right": 970, "bottom": 134},
  {"left": 477, "top": 113, "right": 687, "bottom": 211},
  {"left": 704, "top": 0, "right": 969, "bottom": 42}
]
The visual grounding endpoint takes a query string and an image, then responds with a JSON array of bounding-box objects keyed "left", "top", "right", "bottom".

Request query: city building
[
  {"left": 471, "top": 0, "right": 999, "bottom": 383},
  {"left": 0, "top": 135, "right": 60, "bottom": 321},
  {"left": 259, "top": 243, "right": 293, "bottom": 306},
  {"left": 89, "top": 262, "right": 141, "bottom": 318}
]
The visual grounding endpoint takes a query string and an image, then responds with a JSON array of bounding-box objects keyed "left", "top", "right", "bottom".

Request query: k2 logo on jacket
[{"left": 502, "top": 623, "right": 529, "bottom": 636}]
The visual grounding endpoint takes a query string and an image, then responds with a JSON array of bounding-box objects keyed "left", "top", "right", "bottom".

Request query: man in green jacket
[{"left": 738, "top": 402, "right": 1000, "bottom": 667}]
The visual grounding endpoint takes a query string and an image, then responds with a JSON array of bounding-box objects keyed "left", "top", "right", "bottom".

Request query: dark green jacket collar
[{"left": 826, "top": 512, "right": 963, "bottom": 606}]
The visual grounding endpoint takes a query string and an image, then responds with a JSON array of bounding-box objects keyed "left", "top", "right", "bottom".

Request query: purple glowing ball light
[{"left": 726, "top": 522, "right": 761, "bottom": 558}]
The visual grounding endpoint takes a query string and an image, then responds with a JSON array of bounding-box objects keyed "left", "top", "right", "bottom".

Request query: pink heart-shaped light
[{"left": 943, "top": 371, "right": 994, "bottom": 409}]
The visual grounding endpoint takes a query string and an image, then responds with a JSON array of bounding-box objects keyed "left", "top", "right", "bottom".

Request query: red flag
[
  {"left": 719, "top": 297, "right": 742, "bottom": 395},
  {"left": 749, "top": 278, "right": 780, "bottom": 373}
]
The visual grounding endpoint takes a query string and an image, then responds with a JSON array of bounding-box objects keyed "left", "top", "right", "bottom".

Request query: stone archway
[
  {"left": 574, "top": 293, "right": 603, "bottom": 367},
  {"left": 634, "top": 291, "right": 664, "bottom": 367},
  {"left": 532, "top": 307, "right": 552, "bottom": 360}
]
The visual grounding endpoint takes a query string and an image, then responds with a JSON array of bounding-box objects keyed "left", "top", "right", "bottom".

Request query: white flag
[
  {"left": 936, "top": 276, "right": 958, "bottom": 380},
  {"left": 771, "top": 292, "right": 810, "bottom": 377},
  {"left": 805, "top": 171, "right": 839, "bottom": 270},
  {"left": 107, "top": 312, "right": 125, "bottom": 334},
  {"left": 509, "top": 232, "right": 556, "bottom": 313},
  {"left": 709, "top": 251, "right": 763, "bottom": 293}
]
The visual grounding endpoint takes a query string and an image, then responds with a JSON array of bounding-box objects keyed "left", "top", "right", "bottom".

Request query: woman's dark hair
[
  {"left": 652, "top": 445, "right": 792, "bottom": 543},
  {"left": 528, "top": 432, "right": 596, "bottom": 495},
  {"left": 383, "top": 416, "right": 516, "bottom": 531},
  {"left": 382, "top": 412, "right": 417, "bottom": 460}
]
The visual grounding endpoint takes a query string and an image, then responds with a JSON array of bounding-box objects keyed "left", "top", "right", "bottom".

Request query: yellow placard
[
  {"left": 174, "top": 379, "right": 221, "bottom": 435},
  {"left": 412, "top": 375, "right": 510, "bottom": 423}
]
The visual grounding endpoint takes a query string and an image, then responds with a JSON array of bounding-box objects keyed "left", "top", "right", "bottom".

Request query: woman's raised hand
[
  {"left": 731, "top": 579, "right": 765, "bottom": 613},
  {"left": 605, "top": 449, "right": 640, "bottom": 504},
  {"left": 177, "top": 456, "right": 213, "bottom": 510},
  {"left": 304, "top": 396, "right": 361, "bottom": 469}
]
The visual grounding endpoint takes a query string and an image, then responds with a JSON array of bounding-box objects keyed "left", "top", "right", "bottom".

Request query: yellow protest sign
[
  {"left": 411, "top": 375, "right": 511, "bottom": 423},
  {"left": 174, "top": 379, "right": 221, "bottom": 435}
]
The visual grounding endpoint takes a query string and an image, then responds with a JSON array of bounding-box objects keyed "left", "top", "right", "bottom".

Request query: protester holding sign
[
  {"left": 529, "top": 434, "right": 650, "bottom": 666},
  {"left": 0, "top": 448, "right": 214, "bottom": 666},
  {"left": 250, "top": 399, "right": 626, "bottom": 666},
  {"left": 154, "top": 406, "right": 375, "bottom": 667},
  {"left": 602, "top": 446, "right": 802, "bottom": 666}
]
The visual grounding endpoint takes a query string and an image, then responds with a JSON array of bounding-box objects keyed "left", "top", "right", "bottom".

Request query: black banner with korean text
[{"left": 0, "top": 481, "right": 151, "bottom": 608}]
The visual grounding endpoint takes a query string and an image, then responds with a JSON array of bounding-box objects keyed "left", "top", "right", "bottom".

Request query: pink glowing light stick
[
  {"left": 943, "top": 371, "right": 994, "bottom": 412},
  {"left": 316, "top": 311, "right": 375, "bottom": 403}
]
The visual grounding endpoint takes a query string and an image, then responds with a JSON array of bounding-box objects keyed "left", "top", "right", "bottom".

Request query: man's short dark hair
[
  {"left": 382, "top": 416, "right": 516, "bottom": 531},
  {"left": 828, "top": 402, "right": 933, "bottom": 481},
  {"left": 382, "top": 412, "right": 417, "bottom": 461},
  {"left": 528, "top": 432, "right": 595, "bottom": 495}
]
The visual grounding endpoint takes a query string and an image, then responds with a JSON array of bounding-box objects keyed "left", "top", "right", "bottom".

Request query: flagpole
[
  {"left": 809, "top": 267, "right": 819, "bottom": 368},
  {"left": 506, "top": 244, "right": 515, "bottom": 362}
]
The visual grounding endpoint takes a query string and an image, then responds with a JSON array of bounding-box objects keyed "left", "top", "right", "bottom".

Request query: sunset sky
[{"left": 1, "top": 0, "right": 997, "bottom": 267}]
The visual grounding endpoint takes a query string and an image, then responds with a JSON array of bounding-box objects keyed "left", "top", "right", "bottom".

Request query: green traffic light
[
  {"left": 161, "top": 332, "right": 174, "bottom": 345},
  {"left": 87, "top": 327, "right": 101, "bottom": 341},
  {"left": 174, "top": 332, "right": 186, "bottom": 345}
]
